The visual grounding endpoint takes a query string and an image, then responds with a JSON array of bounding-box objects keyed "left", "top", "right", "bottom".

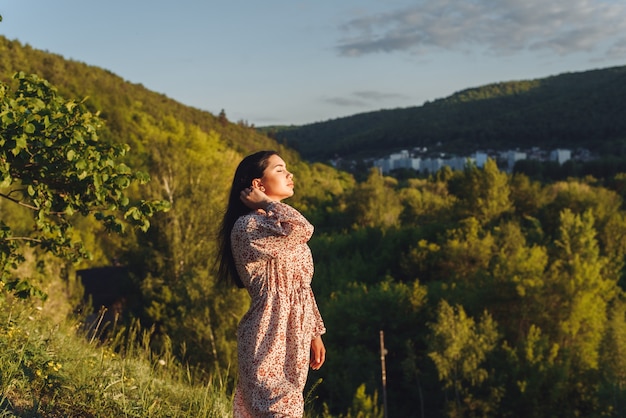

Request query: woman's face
[{"left": 256, "top": 154, "right": 294, "bottom": 201}]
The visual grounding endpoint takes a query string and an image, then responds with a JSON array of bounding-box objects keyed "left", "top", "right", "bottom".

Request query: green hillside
[
  {"left": 268, "top": 65, "right": 626, "bottom": 160},
  {"left": 0, "top": 35, "right": 352, "bottom": 416},
  {"left": 0, "top": 36, "right": 287, "bottom": 162},
  {"left": 5, "top": 34, "right": 626, "bottom": 418}
]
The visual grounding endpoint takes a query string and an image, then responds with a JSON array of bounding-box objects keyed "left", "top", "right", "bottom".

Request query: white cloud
[
  {"left": 324, "top": 90, "right": 410, "bottom": 107},
  {"left": 324, "top": 96, "right": 368, "bottom": 107},
  {"left": 336, "top": 0, "right": 626, "bottom": 58},
  {"left": 353, "top": 90, "right": 410, "bottom": 101}
]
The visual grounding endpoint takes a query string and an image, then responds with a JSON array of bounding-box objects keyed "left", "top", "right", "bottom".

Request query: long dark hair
[{"left": 216, "top": 150, "right": 278, "bottom": 288}]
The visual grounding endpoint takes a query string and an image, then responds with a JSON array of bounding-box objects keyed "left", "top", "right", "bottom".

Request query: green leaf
[
  {"left": 116, "top": 163, "right": 131, "bottom": 174},
  {"left": 24, "top": 123, "right": 36, "bottom": 134},
  {"left": 1, "top": 112, "right": 13, "bottom": 124},
  {"left": 12, "top": 136, "right": 27, "bottom": 155},
  {"left": 115, "top": 176, "right": 131, "bottom": 189},
  {"left": 0, "top": 175, "right": 11, "bottom": 188}
]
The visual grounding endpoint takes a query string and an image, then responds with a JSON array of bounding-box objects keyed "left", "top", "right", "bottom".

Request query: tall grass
[
  {"left": 0, "top": 297, "right": 233, "bottom": 417},
  {"left": 0, "top": 250, "right": 352, "bottom": 418}
]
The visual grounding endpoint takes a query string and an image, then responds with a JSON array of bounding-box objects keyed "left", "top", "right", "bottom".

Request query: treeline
[
  {"left": 266, "top": 65, "right": 626, "bottom": 161},
  {"left": 306, "top": 162, "right": 626, "bottom": 416},
  {"left": 3, "top": 36, "right": 626, "bottom": 417},
  {"left": 514, "top": 157, "right": 626, "bottom": 183}
]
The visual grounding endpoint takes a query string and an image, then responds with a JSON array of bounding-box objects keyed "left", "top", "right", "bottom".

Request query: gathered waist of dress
[{"left": 246, "top": 278, "right": 312, "bottom": 301}]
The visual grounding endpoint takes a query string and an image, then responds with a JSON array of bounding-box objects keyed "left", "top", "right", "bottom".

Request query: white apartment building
[
  {"left": 374, "top": 151, "right": 473, "bottom": 174},
  {"left": 373, "top": 148, "right": 573, "bottom": 175},
  {"left": 507, "top": 151, "right": 527, "bottom": 172},
  {"left": 550, "top": 149, "right": 571, "bottom": 165}
]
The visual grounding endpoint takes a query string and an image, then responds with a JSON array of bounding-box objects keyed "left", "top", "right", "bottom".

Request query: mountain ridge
[
  {"left": 265, "top": 65, "right": 626, "bottom": 161},
  {"left": 4, "top": 34, "right": 624, "bottom": 166}
]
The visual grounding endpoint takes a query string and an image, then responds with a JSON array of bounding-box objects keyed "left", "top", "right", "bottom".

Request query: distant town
[{"left": 364, "top": 146, "right": 594, "bottom": 175}]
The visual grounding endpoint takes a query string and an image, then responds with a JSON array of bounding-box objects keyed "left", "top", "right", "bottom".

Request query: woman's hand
[
  {"left": 310, "top": 335, "right": 326, "bottom": 370},
  {"left": 240, "top": 186, "right": 273, "bottom": 211}
]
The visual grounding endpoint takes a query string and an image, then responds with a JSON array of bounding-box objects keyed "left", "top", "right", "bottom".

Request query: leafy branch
[{"left": 0, "top": 72, "right": 169, "bottom": 298}]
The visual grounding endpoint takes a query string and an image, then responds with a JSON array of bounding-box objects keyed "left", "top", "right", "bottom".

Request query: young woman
[{"left": 217, "top": 150, "right": 326, "bottom": 417}]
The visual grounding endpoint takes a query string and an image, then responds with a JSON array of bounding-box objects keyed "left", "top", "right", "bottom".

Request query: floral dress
[{"left": 231, "top": 201, "right": 326, "bottom": 418}]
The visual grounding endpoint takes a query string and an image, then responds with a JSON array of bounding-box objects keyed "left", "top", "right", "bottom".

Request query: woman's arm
[
  {"left": 240, "top": 186, "right": 274, "bottom": 212},
  {"left": 238, "top": 186, "right": 313, "bottom": 253}
]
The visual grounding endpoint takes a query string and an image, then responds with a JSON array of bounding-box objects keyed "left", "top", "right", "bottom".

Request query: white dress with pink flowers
[{"left": 231, "top": 202, "right": 326, "bottom": 417}]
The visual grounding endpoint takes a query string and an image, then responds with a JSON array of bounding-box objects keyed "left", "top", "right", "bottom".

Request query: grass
[
  {"left": 0, "top": 297, "right": 233, "bottom": 417},
  {"left": 0, "top": 251, "right": 350, "bottom": 418}
]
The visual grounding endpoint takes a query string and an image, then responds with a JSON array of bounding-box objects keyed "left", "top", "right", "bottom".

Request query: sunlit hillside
[{"left": 3, "top": 35, "right": 626, "bottom": 418}]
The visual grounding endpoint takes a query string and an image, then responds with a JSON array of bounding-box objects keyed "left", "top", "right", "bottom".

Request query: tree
[
  {"left": 509, "top": 173, "right": 548, "bottom": 219},
  {"left": 344, "top": 384, "right": 384, "bottom": 418},
  {"left": 318, "top": 279, "right": 427, "bottom": 416},
  {"left": 439, "top": 217, "right": 494, "bottom": 283},
  {"left": 599, "top": 298, "right": 626, "bottom": 415},
  {"left": 0, "top": 72, "right": 166, "bottom": 297},
  {"left": 428, "top": 300, "right": 502, "bottom": 417},
  {"left": 398, "top": 177, "right": 456, "bottom": 227},
  {"left": 126, "top": 114, "right": 248, "bottom": 373},
  {"left": 449, "top": 159, "right": 512, "bottom": 225},
  {"left": 347, "top": 168, "right": 403, "bottom": 229},
  {"left": 544, "top": 209, "right": 614, "bottom": 370},
  {"left": 488, "top": 221, "right": 549, "bottom": 339},
  {"left": 218, "top": 109, "right": 228, "bottom": 126}
]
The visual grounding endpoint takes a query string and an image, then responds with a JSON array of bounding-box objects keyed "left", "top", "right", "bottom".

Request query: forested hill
[
  {"left": 7, "top": 33, "right": 626, "bottom": 418},
  {"left": 0, "top": 35, "right": 291, "bottom": 163},
  {"left": 266, "top": 65, "right": 626, "bottom": 161}
]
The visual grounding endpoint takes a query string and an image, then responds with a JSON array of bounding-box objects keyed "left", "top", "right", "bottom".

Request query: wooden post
[{"left": 380, "top": 330, "right": 388, "bottom": 418}]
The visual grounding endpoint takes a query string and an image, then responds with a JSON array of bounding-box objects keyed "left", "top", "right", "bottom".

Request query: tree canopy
[{"left": 3, "top": 36, "right": 626, "bottom": 418}]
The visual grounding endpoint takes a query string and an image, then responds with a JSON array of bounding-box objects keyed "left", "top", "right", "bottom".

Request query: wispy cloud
[
  {"left": 353, "top": 90, "right": 409, "bottom": 101},
  {"left": 324, "top": 96, "right": 369, "bottom": 107},
  {"left": 324, "top": 90, "right": 410, "bottom": 108},
  {"left": 336, "top": 0, "right": 626, "bottom": 58}
]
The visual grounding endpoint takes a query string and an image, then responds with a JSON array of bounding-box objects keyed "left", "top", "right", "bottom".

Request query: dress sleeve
[
  {"left": 246, "top": 202, "right": 313, "bottom": 259},
  {"left": 309, "top": 287, "right": 327, "bottom": 338}
]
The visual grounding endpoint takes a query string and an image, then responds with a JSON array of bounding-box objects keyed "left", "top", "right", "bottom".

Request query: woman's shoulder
[
  {"left": 268, "top": 201, "right": 305, "bottom": 217},
  {"left": 232, "top": 210, "right": 271, "bottom": 232},
  {"left": 233, "top": 202, "right": 309, "bottom": 230},
  {"left": 233, "top": 211, "right": 257, "bottom": 229}
]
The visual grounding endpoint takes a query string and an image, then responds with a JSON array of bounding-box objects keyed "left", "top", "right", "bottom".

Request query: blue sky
[{"left": 1, "top": 0, "right": 625, "bottom": 126}]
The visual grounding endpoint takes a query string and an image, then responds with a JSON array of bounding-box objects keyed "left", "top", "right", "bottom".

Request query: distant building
[
  {"left": 374, "top": 150, "right": 420, "bottom": 173},
  {"left": 507, "top": 151, "right": 527, "bottom": 172},
  {"left": 374, "top": 151, "right": 477, "bottom": 174},
  {"left": 475, "top": 152, "right": 488, "bottom": 168},
  {"left": 373, "top": 158, "right": 393, "bottom": 173},
  {"left": 445, "top": 157, "right": 472, "bottom": 171},
  {"left": 550, "top": 149, "right": 571, "bottom": 165},
  {"left": 373, "top": 147, "right": 575, "bottom": 175},
  {"left": 421, "top": 158, "right": 443, "bottom": 173}
]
